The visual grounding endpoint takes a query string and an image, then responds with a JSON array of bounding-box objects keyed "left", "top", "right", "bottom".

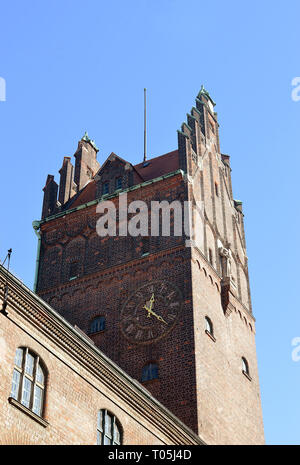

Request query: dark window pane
[
  {"left": 142, "top": 237, "right": 150, "bottom": 255},
  {"left": 69, "top": 262, "right": 78, "bottom": 279},
  {"left": 90, "top": 316, "right": 106, "bottom": 334},
  {"left": 142, "top": 363, "right": 158, "bottom": 382},
  {"left": 115, "top": 177, "right": 122, "bottom": 190},
  {"left": 103, "top": 182, "right": 109, "bottom": 195}
]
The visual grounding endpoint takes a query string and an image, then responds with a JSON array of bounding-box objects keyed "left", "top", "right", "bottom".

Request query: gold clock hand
[
  {"left": 143, "top": 304, "right": 152, "bottom": 318},
  {"left": 144, "top": 293, "right": 155, "bottom": 317},
  {"left": 157, "top": 315, "right": 168, "bottom": 325},
  {"left": 144, "top": 305, "right": 168, "bottom": 325}
]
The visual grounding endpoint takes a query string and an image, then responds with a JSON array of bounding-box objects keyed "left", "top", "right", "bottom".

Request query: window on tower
[
  {"left": 10, "top": 347, "right": 46, "bottom": 418},
  {"left": 215, "top": 182, "right": 219, "bottom": 197},
  {"left": 205, "top": 316, "right": 216, "bottom": 342},
  {"left": 115, "top": 177, "right": 122, "bottom": 190},
  {"left": 141, "top": 236, "right": 150, "bottom": 256},
  {"left": 242, "top": 357, "right": 251, "bottom": 380},
  {"left": 102, "top": 181, "right": 109, "bottom": 195},
  {"left": 205, "top": 316, "right": 213, "bottom": 335},
  {"left": 69, "top": 262, "right": 79, "bottom": 280},
  {"left": 208, "top": 248, "right": 213, "bottom": 265},
  {"left": 141, "top": 363, "right": 158, "bottom": 382},
  {"left": 89, "top": 316, "right": 106, "bottom": 334}
]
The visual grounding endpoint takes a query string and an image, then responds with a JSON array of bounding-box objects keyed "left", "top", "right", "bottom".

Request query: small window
[
  {"left": 115, "top": 177, "right": 122, "bottom": 190},
  {"left": 205, "top": 316, "right": 213, "bottom": 336},
  {"left": 69, "top": 262, "right": 79, "bottom": 280},
  {"left": 142, "top": 237, "right": 150, "bottom": 256},
  {"left": 10, "top": 348, "right": 46, "bottom": 417},
  {"left": 242, "top": 357, "right": 250, "bottom": 377},
  {"left": 90, "top": 316, "right": 106, "bottom": 334},
  {"left": 141, "top": 363, "right": 158, "bottom": 382},
  {"left": 215, "top": 182, "right": 219, "bottom": 197},
  {"left": 208, "top": 248, "right": 213, "bottom": 265},
  {"left": 102, "top": 182, "right": 109, "bottom": 195},
  {"left": 97, "top": 410, "right": 122, "bottom": 445}
]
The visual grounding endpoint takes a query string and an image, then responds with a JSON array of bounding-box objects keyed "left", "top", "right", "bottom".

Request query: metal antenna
[
  {"left": 143, "top": 88, "right": 147, "bottom": 163},
  {"left": 1, "top": 248, "right": 12, "bottom": 316}
]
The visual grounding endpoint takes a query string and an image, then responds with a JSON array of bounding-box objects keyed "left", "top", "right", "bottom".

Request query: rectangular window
[
  {"left": 69, "top": 262, "right": 78, "bottom": 279},
  {"left": 208, "top": 248, "right": 213, "bottom": 265},
  {"left": 142, "top": 237, "right": 150, "bottom": 255},
  {"left": 102, "top": 182, "right": 109, "bottom": 195},
  {"left": 115, "top": 177, "right": 122, "bottom": 190},
  {"left": 215, "top": 182, "right": 219, "bottom": 197}
]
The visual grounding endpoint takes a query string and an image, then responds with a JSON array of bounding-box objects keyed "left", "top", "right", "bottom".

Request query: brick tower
[{"left": 34, "top": 88, "right": 264, "bottom": 444}]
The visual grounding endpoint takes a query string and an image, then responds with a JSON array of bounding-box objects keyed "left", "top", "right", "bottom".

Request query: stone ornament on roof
[
  {"left": 81, "top": 131, "right": 99, "bottom": 152},
  {"left": 197, "top": 85, "right": 216, "bottom": 107}
]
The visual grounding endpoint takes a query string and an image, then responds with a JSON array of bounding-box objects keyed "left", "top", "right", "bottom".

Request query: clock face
[{"left": 120, "top": 281, "right": 182, "bottom": 345}]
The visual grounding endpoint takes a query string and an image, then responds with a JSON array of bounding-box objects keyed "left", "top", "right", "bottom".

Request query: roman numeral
[
  {"left": 166, "top": 291, "right": 176, "bottom": 300},
  {"left": 135, "top": 330, "right": 143, "bottom": 340},
  {"left": 125, "top": 324, "right": 134, "bottom": 334}
]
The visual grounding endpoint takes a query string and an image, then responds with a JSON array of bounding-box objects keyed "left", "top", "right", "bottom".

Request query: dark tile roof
[
  {"left": 134, "top": 150, "right": 179, "bottom": 181},
  {"left": 64, "top": 149, "right": 179, "bottom": 209}
]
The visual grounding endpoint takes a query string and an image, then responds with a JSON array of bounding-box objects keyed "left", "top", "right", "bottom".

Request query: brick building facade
[
  {"left": 2, "top": 87, "right": 264, "bottom": 445},
  {"left": 0, "top": 266, "right": 203, "bottom": 445}
]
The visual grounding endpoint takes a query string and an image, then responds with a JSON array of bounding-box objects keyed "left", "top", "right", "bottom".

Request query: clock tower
[{"left": 34, "top": 89, "right": 264, "bottom": 444}]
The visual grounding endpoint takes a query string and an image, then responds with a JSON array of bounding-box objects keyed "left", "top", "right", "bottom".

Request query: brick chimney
[
  {"left": 42, "top": 175, "right": 58, "bottom": 219},
  {"left": 74, "top": 132, "right": 100, "bottom": 192},
  {"left": 58, "top": 157, "right": 77, "bottom": 206}
]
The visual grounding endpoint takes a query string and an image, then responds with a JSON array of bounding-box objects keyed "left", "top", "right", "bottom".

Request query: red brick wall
[{"left": 0, "top": 304, "right": 196, "bottom": 445}]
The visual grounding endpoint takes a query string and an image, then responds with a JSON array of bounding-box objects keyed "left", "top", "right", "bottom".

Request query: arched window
[
  {"left": 141, "top": 363, "right": 158, "bottom": 382},
  {"left": 90, "top": 316, "right": 106, "bottom": 334},
  {"left": 205, "top": 316, "right": 213, "bottom": 336},
  {"left": 10, "top": 347, "right": 46, "bottom": 417},
  {"left": 97, "top": 410, "right": 122, "bottom": 445},
  {"left": 242, "top": 357, "right": 250, "bottom": 377}
]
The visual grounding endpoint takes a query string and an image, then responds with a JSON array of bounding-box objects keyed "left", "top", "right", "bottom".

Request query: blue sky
[{"left": 0, "top": 0, "right": 299, "bottom": 444}]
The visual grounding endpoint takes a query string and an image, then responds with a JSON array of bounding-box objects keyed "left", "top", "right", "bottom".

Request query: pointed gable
[{"left": 95, "top": 152, "right": 140, "bottom": 197}]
